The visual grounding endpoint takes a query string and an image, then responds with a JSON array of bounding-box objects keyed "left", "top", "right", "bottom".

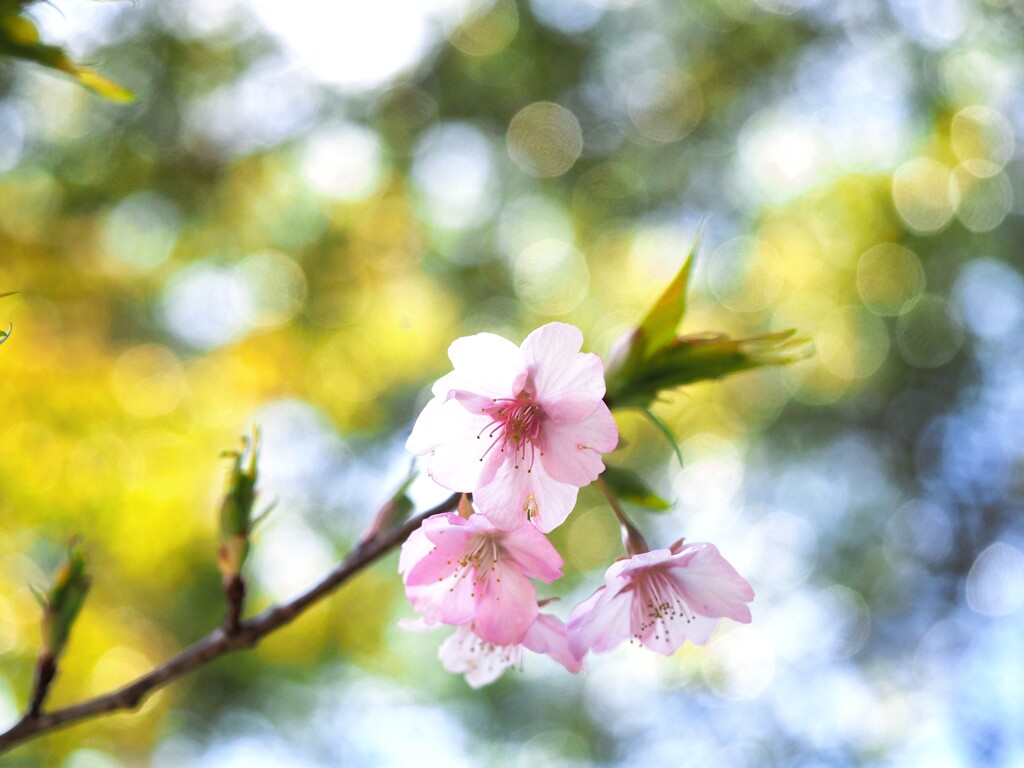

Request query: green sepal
[
  {"left": 610, "top": 330, "right": 812, "bottom": 409},
  {"left": 600, "top": 465, "right": 672, "bottom": 512}
]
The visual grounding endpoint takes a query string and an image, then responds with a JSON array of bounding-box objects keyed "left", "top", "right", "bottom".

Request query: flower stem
[{"left": 595, "top": 475, "right": 649, "bottom": 557}]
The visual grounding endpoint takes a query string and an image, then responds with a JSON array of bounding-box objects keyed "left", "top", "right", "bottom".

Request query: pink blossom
[
  {"left": 438, "top": 613, "right": 583, "bottom": 688},
  {"left": 399, "top": 512, "right": 563, "bottom": 645},
  {"left": 406, "top": 323, "right": 618, "bottom": 532},
  {"left": 566, "top": 542, "right": 754, "bottom": 657}
]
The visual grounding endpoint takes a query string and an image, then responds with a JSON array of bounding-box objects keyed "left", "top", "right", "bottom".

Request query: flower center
[
  {"left": 446, "top": 535, "right": 501, "bottom": 594},
  {"left": 629, "top": 568, "right": 694, "bottom": 645},
  {"left": 477, "top": 397, "right": 544, "bottom": 470}
]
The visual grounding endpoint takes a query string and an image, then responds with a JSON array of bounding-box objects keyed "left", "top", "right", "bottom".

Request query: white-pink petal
[
  {"left": 521, "top": 323, "right": 607, "bottom": 422},
  {"left": 540, "top": 401, "right": 618, "bottom": 487},
  {"left": 566, "top": 543, "right": 754, "bottom": 657},
  {"left": 446, "top": 333, "right": 527, "bottom": 398},
  {"left": 522, "top": 613, "right": 585, "bottom": 673},
  {"left": 566, "top": 583, "right": 633, "bottom": 658},
  {"left": 473, "top": 560, "right": 539, "bottom": 645},
  {"left": 668, "top": 543, "right": 755, "bottom": 623},
  {"left": 439, "top": 626, "right": 521, "bottom": 688},
  {"left": 474, "top": 455, "right": 580, "bottom": 533}
]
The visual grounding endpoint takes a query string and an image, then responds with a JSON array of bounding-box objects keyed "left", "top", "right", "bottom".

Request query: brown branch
[
  {"left": 27, "top": 654, "right": 56, "bottom": 719},
  {"left": 221, "top": 574, "right": 246, "bottom": 636},
  {"left": 0, "top": 492, "right": 461, "bottom": 755}
]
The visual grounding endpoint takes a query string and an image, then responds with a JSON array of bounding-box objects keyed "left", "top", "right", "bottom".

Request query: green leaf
[
  {"left": 611, "top": 330, "right": 813, "bottom": 409},
  {"left": 600, "top": 465, "right": 672, "bottom": 512},
  {"left": 634, "top": 228, "right": 701, "bottom": 357},
  {"left": 604, "top": 232, "right": 700, "bottom": 405}
]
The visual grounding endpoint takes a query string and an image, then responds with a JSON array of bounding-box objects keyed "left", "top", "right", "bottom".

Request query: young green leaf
[
  {"left": 634, "top": 235, "right": 699, "bottom": 357},
  {"left": 611, "top": 330, "right": 812, "bottom": 409}
]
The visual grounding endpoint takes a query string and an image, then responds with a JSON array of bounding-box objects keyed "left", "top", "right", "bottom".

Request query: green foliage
[
  {"left": 605, "top": 244, "right": 811, "bottom": 408},
  {"left": 612, "top": 330, "right": 813, "bottom": 409}
]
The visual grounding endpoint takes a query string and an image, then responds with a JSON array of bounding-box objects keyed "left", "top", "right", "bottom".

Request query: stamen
[{"left": 475, "top": 396, "right": 544, "bottom": 469}]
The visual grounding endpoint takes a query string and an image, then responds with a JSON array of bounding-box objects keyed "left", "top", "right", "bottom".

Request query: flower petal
[
  {"left": 541, "top": 401, "right": 619, "bottom": 486},
  {"left": 522, "top": 613, "right": 584, "bottom": 673},
  {"left": 475, "top": 455, "right": 579, "bottom": 533},
  {"left": 447, "top": 332, "right": 528, "bottom": 398},
  {"left": 668, "top": 543, "right": 754, "bottom": 623},
  {"left": 415, "top": 400, "right": 499, "bottom": 491},
  {"left": 473, "top": 559, "right": 538, "bottom": 645},
  {"left": 439, "top": 626, "right": 520, "bottom": 688},
  {"left": 521, "top": 323, "right": 606, "bottom": 423},
  {"left": 498, "top": 520, "right": 564, "bottom": 582},
  {"left": 398, "top": 522, "right": 435, "bottom": 578},
  {"left": 566, "top": 582, "right": 632, "bottom": 657}
]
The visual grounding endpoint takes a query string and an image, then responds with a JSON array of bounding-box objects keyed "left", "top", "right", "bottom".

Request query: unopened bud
[
  {"left": 38, "top": 540, "right": 90, "bottom": 660},
  {"left": 218, "top": 427, "right": 261, "bottom": 578}
]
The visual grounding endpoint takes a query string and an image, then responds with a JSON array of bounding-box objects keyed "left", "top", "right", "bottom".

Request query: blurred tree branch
[{"left": 0, "top": 491, "right": 461, "bottom": 755}]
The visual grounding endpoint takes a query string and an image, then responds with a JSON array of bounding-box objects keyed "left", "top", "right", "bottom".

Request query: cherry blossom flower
[
  {"left": 399, "top": 511, "right": 563, "bottom": 645},
  {"left": 566, "top": 541, "right": 754, "bottom": 657},
  {"left": 406, "top": 322, "right": 618, "bottom": 532},
  {"left": 438, "top": 613, "right": 583, "bottom": 688}
]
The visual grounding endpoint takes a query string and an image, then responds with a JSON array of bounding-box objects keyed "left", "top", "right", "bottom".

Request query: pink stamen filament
[{"left": 476, "top": 397, "right": 543, "bottom": 470}]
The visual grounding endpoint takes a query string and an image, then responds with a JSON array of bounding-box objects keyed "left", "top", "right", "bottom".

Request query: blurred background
[{"left": 1, "top": 0, "right": 1023, "bottom": 765}]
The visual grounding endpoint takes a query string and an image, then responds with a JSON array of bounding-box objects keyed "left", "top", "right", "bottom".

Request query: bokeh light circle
[
  {"left": 895, "top": 294, "right": 964, "bottom": 368},
  {"left": 816, "top": 306, "right": 890, "bottom": 380},
  {"left": 706, "top": 236, "right": 784, "bottom": 313},
  {"left": 447, "top": 0, "right": 519, "bottom": 57},
  {"left": 507, "top": 102, "right": 583, "bottom": 177},
  {"left": 966, "top": 542, "right": 1024, "bottom": 617},
  {"left": 891, "top": 158, "right": 958, "bottom": 233},
  {"left": 950, "top": 105, "right": 1014, "bottom": 178},
  {"left": 856, "top": 243, "right": 925, "bottom": 317},
  {"left": 627, "top": 70, "right": 703, "bottom": 143},
  {"left": 953, "top": 168, "right": 1013, "bottom": 233}
]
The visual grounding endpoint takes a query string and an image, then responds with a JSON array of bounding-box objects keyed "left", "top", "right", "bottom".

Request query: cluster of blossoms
[{"left": 401, "top": 323, "right": 753, "bottom": 687}]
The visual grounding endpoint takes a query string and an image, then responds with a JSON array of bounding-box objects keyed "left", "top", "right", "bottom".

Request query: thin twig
[
  {"left": 0, "top": 492, "right": 460, "bottom": 755},
  {"left": 222, "top": 574, "right": 246, "bottom": 635},
  {"left": 26, "top": 654, "right": 56, "bottom": 719},
  {"left": 595, "top": 475, "right": 649, "bottom": 557}
]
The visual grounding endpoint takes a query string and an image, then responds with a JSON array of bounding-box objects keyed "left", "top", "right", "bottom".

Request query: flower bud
[
  {"left": 37, "top": 541, "right": 90, "bottom": 660},
  {"left": 217, "top": 428, "right": 260, "bottom": 580}
]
